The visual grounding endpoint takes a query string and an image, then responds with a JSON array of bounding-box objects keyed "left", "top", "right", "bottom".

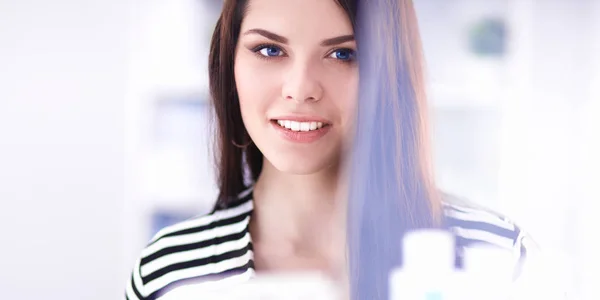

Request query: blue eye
[
  {"left": 330, "top": 49, "right": 355, "bottom": 61},
  {"left": 258, "top": 46, "right": 283, "bottom": 57}
]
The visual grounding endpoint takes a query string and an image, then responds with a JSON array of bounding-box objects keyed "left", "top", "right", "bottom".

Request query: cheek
[
  {"left": 234, "top": 53, "right": 281, "bottom": 104},
  {"left": 324, "top": 67, "right": 359, "bottom": 119},
  {"left": 235, "top": 62, "right": 263, "bottom": 104},
  {"left": 234, "top": 55, "right": 281, "bottom": 118},
  {"left": 347, "top": 73, "right": 359, "bottom": 113}
]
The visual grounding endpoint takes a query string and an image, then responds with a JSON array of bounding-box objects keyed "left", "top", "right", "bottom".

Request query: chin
[{"left": 265, "top": 153, "right": 338, "bottom": 175}]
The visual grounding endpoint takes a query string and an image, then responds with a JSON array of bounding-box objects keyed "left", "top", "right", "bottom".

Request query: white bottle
[
  {"left": 389, "top": 229, "right": 467, "bottom": 300},
  {"left": 203, "top": 272, "right": 341, "bottom": 300},
  {"left": 159, "top": 271, "right": 340, "bottom": 300}
]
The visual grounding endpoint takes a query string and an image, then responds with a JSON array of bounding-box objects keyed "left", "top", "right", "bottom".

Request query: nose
[{"left": 281, "top": 60, "right": 323, "bottom": 103}]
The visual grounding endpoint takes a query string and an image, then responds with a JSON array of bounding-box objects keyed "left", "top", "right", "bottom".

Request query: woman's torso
[{"left": 125, "top": 187, "right": 529, "bottom": 300}]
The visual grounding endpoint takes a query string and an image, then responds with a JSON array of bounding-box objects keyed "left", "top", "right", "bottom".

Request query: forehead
[{"left": 241, "top": 0, "right": 353, "bottom": 38}]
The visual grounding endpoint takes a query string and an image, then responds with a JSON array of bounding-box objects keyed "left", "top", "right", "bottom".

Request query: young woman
[{"left": 126, "top": 0, "right": 535, "bottom": 299}]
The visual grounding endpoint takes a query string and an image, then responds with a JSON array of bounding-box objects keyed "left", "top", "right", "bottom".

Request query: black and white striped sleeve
[{"left": 125, "top": 256, "right": 147, "bottom": 300}]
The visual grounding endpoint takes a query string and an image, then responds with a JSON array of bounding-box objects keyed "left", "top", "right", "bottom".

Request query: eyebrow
[
  {"left": 320, "top": 34, "right": 354, "bottom": 46},
  {"left": 243, "top": 28, "right": 355, "bottom": 47},
  {"left": 244, "top": 29, "right": 288, "bottom": 44}
]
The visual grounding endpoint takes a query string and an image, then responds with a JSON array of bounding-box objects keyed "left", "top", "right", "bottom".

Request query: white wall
[
  {"left": 575, "top": 1, "right": 600, "bottom": 298},
  {"left": 499, "top": 0, "right": 600, "bottom": 298},
  {"left": 122, "top": 0, "right": 219, "bottom": 272},
  {"left": 416, "top": 0, "right": 599, "bottom": 297},
  {"left": 0, "top": 0, "right": 130, "bottom": 299}
]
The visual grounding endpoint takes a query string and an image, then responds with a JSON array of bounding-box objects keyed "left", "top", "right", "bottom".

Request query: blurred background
[{"left": 1, "top": 0, "right": 599, "bottom": 299}]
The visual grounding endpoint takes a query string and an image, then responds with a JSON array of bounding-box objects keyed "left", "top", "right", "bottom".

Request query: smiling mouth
[{"left": 271, "top": 119, "right": 331, "bottom": 132}]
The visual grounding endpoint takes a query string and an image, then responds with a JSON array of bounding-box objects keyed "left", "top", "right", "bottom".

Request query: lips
[{"left": 269, "top": 118, "right": 332, "bottom": 143}]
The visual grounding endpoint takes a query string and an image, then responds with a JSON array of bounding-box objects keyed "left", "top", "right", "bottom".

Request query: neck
[
  {"left": 253, "top": 159, "right": 340, "bottom": 215},
  {"left": 250, "top": 159, "right": 348, "bottom": 276},
  {"left": 251, "top": 158, "right": 348, "bottom": 244}
]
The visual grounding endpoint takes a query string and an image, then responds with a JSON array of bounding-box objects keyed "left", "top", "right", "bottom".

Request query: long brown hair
[
  {"left": 209, "top": 0, "right": 261, "bottom": 209},
  {"left": 208, "top": 0, "right": 441, "bottom": 298}
]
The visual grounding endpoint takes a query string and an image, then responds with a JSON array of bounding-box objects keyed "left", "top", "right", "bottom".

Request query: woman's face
[{"left": 235, "top": 0, "right": 358, "bottom": 175}]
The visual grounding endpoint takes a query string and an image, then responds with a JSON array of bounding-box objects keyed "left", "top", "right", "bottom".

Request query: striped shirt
[{"left": 125, "top": 188, "right": 534, "bottom": 300}]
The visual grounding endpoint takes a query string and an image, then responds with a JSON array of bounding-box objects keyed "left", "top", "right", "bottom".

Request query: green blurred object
[{"left": 468, "top": 18, "right": 506, "bottom": 57}]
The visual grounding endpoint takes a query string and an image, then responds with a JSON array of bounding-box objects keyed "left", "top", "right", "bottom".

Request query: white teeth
[
  {"left": 290, "top": 121, "right": 300, "bottom": 131},
  {"left": 300, "top": 122, "right": 310, "bottom": 131},
  {"left": 275, "top": 120, "right": 326, "bottom": 132}
]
